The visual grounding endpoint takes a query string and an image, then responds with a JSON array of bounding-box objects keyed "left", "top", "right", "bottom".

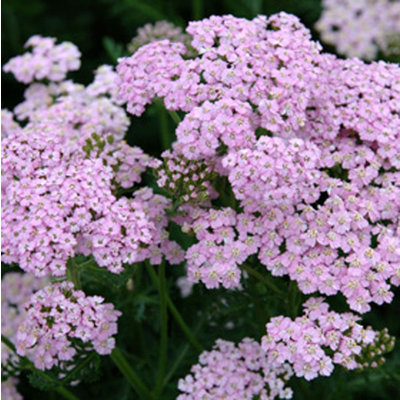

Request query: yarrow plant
[{"left": 1, "top": 10, "right": 399, "bottom": 400}]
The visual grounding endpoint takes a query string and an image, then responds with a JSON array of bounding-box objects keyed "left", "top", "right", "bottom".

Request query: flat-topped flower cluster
[
  {"left": 16, "top": 281, "right": 121, "bottom": 370},
  {"left": 178, "top": 338, "right": 293, "bottom": 400},
  {"left": 3, "top": 35, "right": 81, "bottom": 83},
  {"left": 263, "top": 298, "right": 378, "bottom": 380}
]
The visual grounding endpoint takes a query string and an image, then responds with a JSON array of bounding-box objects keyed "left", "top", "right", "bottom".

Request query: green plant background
[{"left": 2, "top": 0, "right": 400, "bottom": 399}]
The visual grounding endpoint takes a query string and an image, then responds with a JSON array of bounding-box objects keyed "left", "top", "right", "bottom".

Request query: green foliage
[
  {"left": 103, "top": 36, "right": 125, "bottom": 63},
  {"left": 28, "top": 370, "right": 60, "bottom": 391}
]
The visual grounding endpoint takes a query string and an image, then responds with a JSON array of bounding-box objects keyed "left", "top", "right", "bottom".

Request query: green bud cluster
[
  {"left": 156, "top": 151, "right": 217, "bottom": 204},
  {"left": 82, "top": 132, "right": 114, "bottom": 158},
  {"left": 355, "top": 328, "right": 395, "bottom": 370}
]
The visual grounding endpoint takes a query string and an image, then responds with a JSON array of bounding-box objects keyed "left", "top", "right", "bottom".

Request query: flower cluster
[
  {"left": 222, "top": 136, "right": 322, "bottom": 212},
  {"left": 107, "top": 143, "right": 155, "bottom": 189},
  {"left": 319, "top": 58, "right": 400, "bottom": 169},
  {"left": 2, "top": 39, "right": 174, "bottom": 277},
  {"left": 1, "top": 109, "right": 20, "bottom": 138},
  {"left": 178, "top": 338, "right": 293, "bottom": 400},
  {"left": 258, "top": 188, "right": 400, "bottom": 312},
  {"left": 173, "top": 99, "right": 257, "bottom": 160},
  {"left": 117, "top": 12, "right": 322, "bottom": 139},
  {"left": 262, "top": 298, "right": 379, "bottom": 380},
  {"left": 117, "top": 13, "right": 400, "bottom": 311},
  {"left": 183, "top": 207, "right": 259, "bottom": 289},
  {"left": 2, "top": 127, "right": 115, "bottom": 276},
  {"left": 2, "top": 11, "right": 400, "bottom": 398},
  {"left": 80, "top": 197, "right": 153, "bottom": 272},
  {"left": 86, "top": 65, "right": 123, "bottom": 105},
  {"left": 117, "top": 16, "right": 399, "bottom": 393},
  {"left": 2, "top": 273, "right": 47, "bottom": 400},
  {"left": 257, "top": 137, "right": 400, "bottom": 312},
  {"left": 1, "top": 120, "right": 174, "bottom": 276},
  {"left": 3, "top": 35, "right": 81, "bottom": 83},
  {"left": 79, "top": 187, "right": 184, "bottom": 270},
  {"left": 16, "top": 281, "right": 121, "bottom": 370},
  {"left": 2, "top": 273, "right": 46, "bottom": 365},
  {"left": 316, "top": 0, "right": 400, "bottom": 60},
  {"left": 81, "top": 131, "right": 155, "bottom": 190},
  {"left": 16, "top": 80, "right": 129, "bottom": 139},
  {"left": 128, "top": 20, "right": 193, "bottom": 55},
  {"left": 129, "top": 188, "right": 185, "bottom": 266}
]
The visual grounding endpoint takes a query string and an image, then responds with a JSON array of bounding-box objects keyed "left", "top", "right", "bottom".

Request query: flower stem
[
  {"left": 76, "top": 256, "right": 96, "bottom": 269},
  {"left": 110, "top": 347, "right": 154, "bottom": 399},
  {"left": 157, "top": 103, "right": 170, "bottom": 150},
  {"left": 1, "top": 334, "right": 16, "bottom": 353},
  {"left": 162, "top": 313, "right": 206, "bottom": 389},
  {"left": 192, "top": 0, "right": 203, "bottom": 20},
  {"left": 66, "top": 258, "right": 81, "bottom": 289},
  {"left": 287, "top": 281, "right": 301, "bottom": 319},
  {"left": 145, "top": 262, "right": 203, "bottom": 353},
  {"left": 241, "top": 264, "right": 283, "bottom": 296},
  {"left": 55, "top": 387, "right": 80, "bottom": 400},
  {"left": 168, "top": 110, "right": 181, "bottom": 125},
  {"left": 165, "top": 295, "right": 203, "bottom": 352},
  {"left": 154, "top": 261, "right": 168, "bottom": 397}
]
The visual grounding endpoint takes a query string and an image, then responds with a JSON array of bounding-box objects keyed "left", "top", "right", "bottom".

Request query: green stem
[
  {"left": 162, "top": 314, "right": 205, "bottom": 389},
  {"left": 192, "top": 0, "right": 203, "bottom": 20},
  {"left": 158, "top": 104, "right": 170, "bottom": 150},
  {"left": 110, "top": 347, "right": 154, "bottom": 400},
  {"left": 60, "top": 353, "right": 96, "bottom": 384},
  {"left": 168, "top": 110, "right": 181, "bottom": 125},
  {"left": 66, "top": 258, "right": 81, "bottom": 289},
  {"left": 55, "top": 387, "right": 80, "bottom": 400},
  {"left": 76, "top": 257, "right": 96, "bottom": 269},
  {"left": 165, "top": 296, "right": 203, "bottom": 352},
  {"left": 2, "top": 334, "right": 16, "bottom": 353},
  {"left": 145, "top": 262, "right": 203, "bottom": 353},
  {"left": 154, "top": 261, "right": 168, "bottom": 397},
  {"left": 127, "top": 2, "right": 165, "bottom": 21},
  {"left": 287, "top": 281, "right": 301, "bottom": 319},
  {"left": 287, "top": 281, "right": 295, "bottom": 318},
  {"left": 240, "top": 264, "right": 283, "bottom": 296}
]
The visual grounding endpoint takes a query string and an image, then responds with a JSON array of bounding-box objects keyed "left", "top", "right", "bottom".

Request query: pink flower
[{"left": 15, "top": 281, "right": 121, "bottom": 370}]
